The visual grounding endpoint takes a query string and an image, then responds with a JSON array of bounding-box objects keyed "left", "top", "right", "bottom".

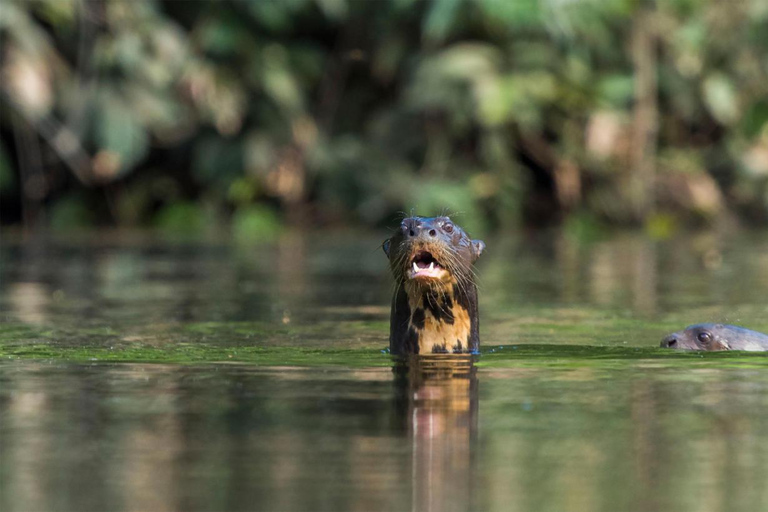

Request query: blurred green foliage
[
  {"left": 49, "top": 194, "right": 94, "bottom": 231},
  {"left": 154, "top": 201, "right": 211, "bottom": 236},
  {"left": 2, "top": 0, "right": 768, "bottom": 235},
  {"left": 232, "top": 204, "right": 282, "bottom": 242}
]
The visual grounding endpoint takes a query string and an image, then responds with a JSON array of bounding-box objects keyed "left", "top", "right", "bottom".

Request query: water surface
[{"left": 2, "top": 230, "right": 768, "bottom": 511}]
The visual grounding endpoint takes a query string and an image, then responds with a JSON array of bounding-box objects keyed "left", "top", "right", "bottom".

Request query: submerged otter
[
  {"left": 660, "top": 323, "right": 768, "bottom": 351},
  {"left": 383, "top": 216, "right": 485, "bottom": 355}
]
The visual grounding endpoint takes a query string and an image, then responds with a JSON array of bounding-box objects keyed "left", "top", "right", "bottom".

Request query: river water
[{"left": 2, "top": 229, "right": 768, "bottom": 512}]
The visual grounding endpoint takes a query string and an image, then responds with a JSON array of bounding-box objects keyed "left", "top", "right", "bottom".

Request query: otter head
[
  {"left": 383, "top": 216, "right": 485, "bottom": 355},
  {"left": 383, "top": 216, "right": 484, "bottom": 292},
  {"left": 660, "top": 323, "right": 733, "bottom": 351}
]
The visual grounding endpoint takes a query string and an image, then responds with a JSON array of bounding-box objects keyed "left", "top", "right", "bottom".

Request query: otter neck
[{"left": 396, "top": 278, "right": 477, "bottom": 354}]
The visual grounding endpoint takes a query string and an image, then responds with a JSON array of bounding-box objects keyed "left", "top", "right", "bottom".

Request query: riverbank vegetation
[{"left": 2, "top": 0, "right": 767, "bottom": 235}]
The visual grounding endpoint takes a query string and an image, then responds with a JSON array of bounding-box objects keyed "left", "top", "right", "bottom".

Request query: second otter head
[
  {"left": 661, "top": 324, "right": 732, "bottom": 351},
  {"left": 383, "top": 216, "right": 485, "bottom": 290},
  {"left": 661, "top": 323, "right": 768, "bottom": 352}
]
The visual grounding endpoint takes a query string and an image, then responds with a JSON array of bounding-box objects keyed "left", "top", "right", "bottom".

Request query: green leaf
[
  {"left": 262, "top": 44, "right": 304, "bottom": 115},
  {"left": 95, "top": 91, "right": 150, "bottom": 175},
  {"left": 154, "top": 202, "right": 209, "bottom": 235},
  {"left": 50, "top": 196, "right": 93, "bottom": 230},
  {"left": 741, "top": 101, "right": 768, "bottom": 138},
  {"left": 477, "top": 0, "right": 541, "bottom": 28},
  {"left": 192, "top": 137, "right": 244, "bottom": 192},
  {"left": 232, "top": 204, "right": 282, "bottom": 242},
  {"left": 423, "top": 0, "right": 463, "bottom": 42},
  {"left": 598, "top": 74, "right": 634, "bottom": 108},
  {"left": 197, "top": 15, "right": 251, "bottom": 56},
  {"left": 245, "top": 0, "right": 309, "bottom": 31},
  {"left": 702, "top": 74, "right": 739, "bottom": 125},
  {"left": 316, "top": 0, "right": 348, "bottom": 21}
]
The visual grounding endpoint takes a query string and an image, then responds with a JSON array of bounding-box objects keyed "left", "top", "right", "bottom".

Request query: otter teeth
[
  {"left": 429, "top": 262, "right": 434, "bottom": 270},
  {"left": 413, "top": 262, "right": 419, "bottom": 272}
]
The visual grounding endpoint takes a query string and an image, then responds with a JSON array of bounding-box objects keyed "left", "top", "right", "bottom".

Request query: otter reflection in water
[{"left": 393, "top": 354, "right": 479, "bottom": 512}]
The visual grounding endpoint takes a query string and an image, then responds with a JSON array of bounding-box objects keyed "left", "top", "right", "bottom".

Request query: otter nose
[
  {"left": 661, "top": 334, "right": 678, "bottom": 348},
  {"left": 404, "top": 222, "right": 421, "bottom": 238},
  {"left": 404, "top": 220, "right": 438, "bottom": 239}
]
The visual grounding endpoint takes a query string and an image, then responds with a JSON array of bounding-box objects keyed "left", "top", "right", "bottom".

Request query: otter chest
[{"left": 407, "top": 285, "right": 471, "bottom": 354}]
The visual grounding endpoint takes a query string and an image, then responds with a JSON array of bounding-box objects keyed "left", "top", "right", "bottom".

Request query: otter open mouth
[{"left": 409, "top": 250, "right": 446, "bottom": 280}]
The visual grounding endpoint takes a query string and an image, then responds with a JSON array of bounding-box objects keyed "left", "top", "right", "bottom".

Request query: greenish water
[{"left": 3, "top": 230, "right": 768, "bottom": 511}]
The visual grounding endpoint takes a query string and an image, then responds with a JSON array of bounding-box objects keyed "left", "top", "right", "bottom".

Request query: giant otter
[
  {"left": 383, "top": 216, "right": 485, "bottom": 355},
  {"left": 660, "top": 323, "right": 768, "bottom": 351}
]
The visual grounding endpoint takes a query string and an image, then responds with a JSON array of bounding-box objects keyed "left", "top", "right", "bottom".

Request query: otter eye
[
  {"left": 443, "top": 223, "right": 454, "bottom": 234},
  {"left": 697, "top": 332, "right": 712, "bottom": 344}
]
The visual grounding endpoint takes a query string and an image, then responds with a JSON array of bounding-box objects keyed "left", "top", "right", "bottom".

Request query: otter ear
[
  {"left": 471, "top": 239, "right": 485, "bottom": 261},
  {"left": 382, "top": 239, "right": 391, "bottom": 258}
]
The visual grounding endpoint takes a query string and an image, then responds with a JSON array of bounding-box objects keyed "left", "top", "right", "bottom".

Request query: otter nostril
[
  {"left": 661, "top": 335, "right": 678, "bottom": 348},
  {"left": 429, "top": 229, "right": 436, "bottom": 237},
  {"left": 409, "top": 230, "right": 414, "bottom": 236}
]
